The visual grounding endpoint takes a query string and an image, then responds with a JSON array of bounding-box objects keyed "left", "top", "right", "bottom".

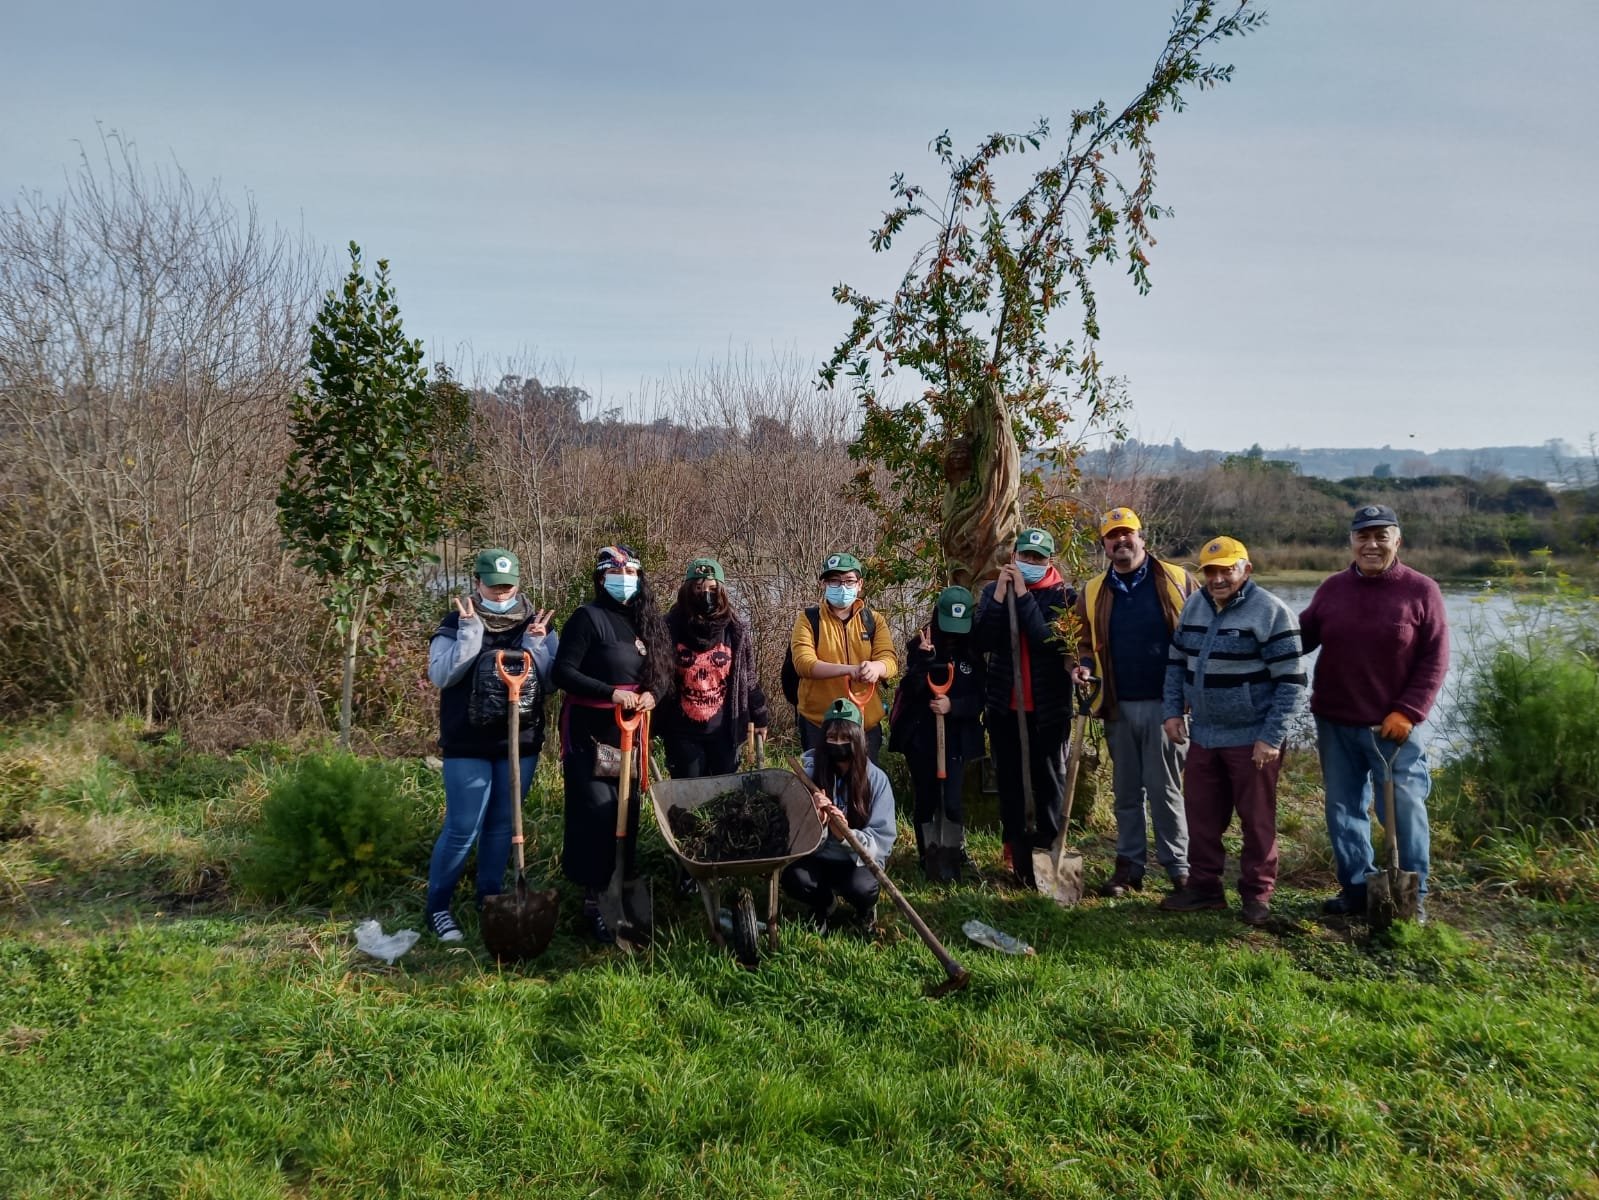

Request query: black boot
[
  {"left": 1321, "top": 883, "right": 1368, "bottom": 916},
  {"left": 1097, "top": 856, "right": 1145, "bottom": 899}
]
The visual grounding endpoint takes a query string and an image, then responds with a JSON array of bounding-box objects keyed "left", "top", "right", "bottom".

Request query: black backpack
[{"left": 781, "top": 605, "right": 878, "bottom": 706}]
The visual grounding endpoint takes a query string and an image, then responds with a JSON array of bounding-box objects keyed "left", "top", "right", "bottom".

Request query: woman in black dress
[{"left": 553, "top": 545, "right": 674, "bottom": 943}]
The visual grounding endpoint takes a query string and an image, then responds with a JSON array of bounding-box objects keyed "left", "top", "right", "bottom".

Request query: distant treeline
[{"left": 1085, "top": 452, "right": 1599, "bottom": 579}]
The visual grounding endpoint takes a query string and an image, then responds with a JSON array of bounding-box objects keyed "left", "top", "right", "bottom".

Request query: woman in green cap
[
  {"left": 424, "top": 548, "right": 556, "bottom": 943},
  {"left": 889, "top": 586, "right": 986, "bottom": 882},
  {"left": 783, "top": 698, "right": 898, "bottom": 932},
  {"left": 658, "top": 557, "right": 770, "bottom": 779}
]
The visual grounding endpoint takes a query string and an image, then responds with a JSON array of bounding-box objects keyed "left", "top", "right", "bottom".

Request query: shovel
[
  {"left": 1365, "top": 727, "right": 1420, "bottom": 931},
  {"left": 928, "top": 663, "right": 955, "bottom": 781},
  {"left": 1043, "top": 674, "right": 1102, "bottom": 906},
  {"left": 786, "top": 757, "right": 969, "bottom": 997},
  {"left": 1005, "top": 584, "right": 1074, "bottom": 902},
  {"left": 480, "top": 651, "right": 560, "bottom": 962},
  {"left": 600, "top": 703, "right": 654, "bottom": 948}
]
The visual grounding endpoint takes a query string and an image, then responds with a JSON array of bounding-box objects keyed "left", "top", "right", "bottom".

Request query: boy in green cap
[{"left": 787, "top": 551, "right": 897, "bottom": 762}]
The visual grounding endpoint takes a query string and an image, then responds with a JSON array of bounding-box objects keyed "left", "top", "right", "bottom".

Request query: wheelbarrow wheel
[{"left": 731, "top": 887, "right": 760, "bottom": 968}]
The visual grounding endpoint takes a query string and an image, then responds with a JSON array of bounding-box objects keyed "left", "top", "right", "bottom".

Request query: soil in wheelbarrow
[{"left": 667, "top": 787, "right": 790, "bottom": 863}]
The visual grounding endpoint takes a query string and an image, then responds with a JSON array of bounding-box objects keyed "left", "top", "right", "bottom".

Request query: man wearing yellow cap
[
  {"left": 1073, "top": 506, "right": 1198, "bottom": 898},
  {"left": 1160, "top": 536, "right": 1306, "bottom": 925}
]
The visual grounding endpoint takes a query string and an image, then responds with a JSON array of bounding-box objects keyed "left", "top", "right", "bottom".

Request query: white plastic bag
[
  {"left": 353, "top": 919, "right": 420, "bottom": 964},
  {"left": 962, "top": 918, "right": 1035, "bottom": 956}
]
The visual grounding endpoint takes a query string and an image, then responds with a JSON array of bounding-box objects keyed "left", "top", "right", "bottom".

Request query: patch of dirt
[{"left": 667, "top": 785, "right": 790, "bottom": 863}]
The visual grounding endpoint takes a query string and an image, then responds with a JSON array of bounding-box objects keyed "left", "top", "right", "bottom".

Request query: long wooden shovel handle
[
  {"left": 1054, "top": 675, "right": 1102, "bottom": 851},
  {"left": 1004, "top": 588, "right": 1037, "bottom": 832},
  {"left": 1370, "top": 727, "right": 1403, "bottom": 871},
  {"left": 495, "top": 652, "right": 534, "bottom": 870},
  {"left": 928, "top": 664, "right": 954, "bottom": 781},
  {"left": 614, "top": 705, "right": 643, "bottom": 839},
  {"left": 787, "top": 757, "right": 968, "bottom": 991}
]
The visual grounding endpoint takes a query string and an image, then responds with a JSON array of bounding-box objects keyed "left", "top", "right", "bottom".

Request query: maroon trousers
[{"left": 1183, "top": 741, "right": 1281, "bottom": 903}]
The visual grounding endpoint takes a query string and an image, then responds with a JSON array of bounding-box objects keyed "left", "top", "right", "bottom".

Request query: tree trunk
[
  {"left": 338, "top": 588, "right": 368, "bottom": 751},
  {"left": 941, "top": 382, "right": 1022, "bottom": 587}
]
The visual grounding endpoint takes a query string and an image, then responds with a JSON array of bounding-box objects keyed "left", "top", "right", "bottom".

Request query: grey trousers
[{"left": 1105, "top": 698, "right": 1189, "bottom": 878}]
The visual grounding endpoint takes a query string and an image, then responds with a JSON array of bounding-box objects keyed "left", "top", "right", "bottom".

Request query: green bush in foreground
[
  {"left": 1453, "top": 641, "right": 1599, "bottom": 838},
  {"left": 239, "top": 753, "right": 435, "bottom": 903}
]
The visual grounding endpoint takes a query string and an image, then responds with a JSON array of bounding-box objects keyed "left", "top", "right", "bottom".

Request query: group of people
[{"left": 421, "top": 500, "right": 1448, "bottom": 945}]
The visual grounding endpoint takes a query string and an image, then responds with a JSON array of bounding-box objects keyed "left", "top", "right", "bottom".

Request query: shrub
[
  {"left": 239, "top": 754, "right": 437, "bottom": 903},
  {"left": 1451, "top": 641, "right": 1599, "bottom": 838}
]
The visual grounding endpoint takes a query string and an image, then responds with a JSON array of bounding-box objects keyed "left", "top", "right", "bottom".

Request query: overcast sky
[{"left": 3, "top": 0, "right": 1594, "bottom": 452}]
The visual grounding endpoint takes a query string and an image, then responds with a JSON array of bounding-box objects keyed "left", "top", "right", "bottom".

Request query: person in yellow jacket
[
  {"left": 790, "top": 552, "right": 898, "bottom": 763},
  {"left": 1073, "top": 506, "right": 1199, "bottom": 898}
]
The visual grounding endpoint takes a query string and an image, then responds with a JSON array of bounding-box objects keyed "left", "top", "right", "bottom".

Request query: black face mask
[
  {"left": 824, "top": 742, "right": 853, "bottom": 763},
  {"left": 698, "top": 590, "right": 719, "bottom": 615}
]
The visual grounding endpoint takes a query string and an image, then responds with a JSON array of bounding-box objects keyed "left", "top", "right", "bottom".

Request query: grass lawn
[{"left": 3, "top": 722, "right": 1597, "bottom": 1199}]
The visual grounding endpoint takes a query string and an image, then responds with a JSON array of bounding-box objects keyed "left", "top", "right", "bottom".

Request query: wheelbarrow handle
[{"left": 494, "top": 649, "right": 532, "bottom": 701}]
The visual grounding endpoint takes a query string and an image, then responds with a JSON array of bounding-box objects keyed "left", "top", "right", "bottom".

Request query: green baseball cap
[
  {"left": 473, "top": 548, "right": 520, "bottom": 584},
  {"left": 823, "top": 698, "right": 863, "bottom": 726},
  {"left": 818, "top": 552, "right": 864, "bottom": 579},
  {"left": 1015, "top": 528, "right": 1056, "bottom": 556},
  {"left": 936, "top": 586, "right": 975, "bottom": 633},
  {"left": 685, "top": 557, "right": 725, "bottom": 583}
]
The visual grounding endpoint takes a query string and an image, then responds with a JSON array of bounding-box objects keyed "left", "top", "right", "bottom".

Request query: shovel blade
[
  {"left": 1032, "top": 848, "right": 1084, "bottom": 907},
  {"left": 599, "top": 876, "right": 654, "bottom": 950},
  {"left": 1389, "top": 867, "right": 1420, "bottom": 923},
  {"left": 480, "top": 881, "right": 560, "bottom": 963},
  {"left": 1365, "top": 869, "right": 1395, "bottom": 931}
]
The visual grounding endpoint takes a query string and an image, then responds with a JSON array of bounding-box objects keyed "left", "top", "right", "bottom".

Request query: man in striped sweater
[{"left": 1160, "top": 536, "right": 1307, "bottom": 925}]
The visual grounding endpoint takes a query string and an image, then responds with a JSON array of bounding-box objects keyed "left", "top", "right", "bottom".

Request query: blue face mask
[
  {"left": 824, "top": 584, "right": 859, "bottom": 608},
  {"left": 477, "top": 594, "right": 518, "bottom": 615},
  {"left": 604, "top": 573, "right": 639, "bottom": 603},
  {"left": 1017, "top": 562, "right": 1048, "bottom": 585}
]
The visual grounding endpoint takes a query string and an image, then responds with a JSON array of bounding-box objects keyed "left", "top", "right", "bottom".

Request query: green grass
[{"left": 3, "top": 723, "right": 1599, "bottom": 1199}]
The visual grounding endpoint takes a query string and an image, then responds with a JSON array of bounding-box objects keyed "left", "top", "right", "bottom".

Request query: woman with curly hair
[{"left": 553, "top": 544, "right": 675, "bottom": 943}]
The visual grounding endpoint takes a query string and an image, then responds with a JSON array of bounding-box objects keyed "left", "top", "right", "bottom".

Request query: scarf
[{"left": 474, "top": 593, "right": 533, "bottom": 635}]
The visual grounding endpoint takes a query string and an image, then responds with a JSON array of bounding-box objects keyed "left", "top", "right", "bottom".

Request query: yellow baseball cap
[
  {"left": 1198, "top": 536, "right": 1249, "bottom": 569},
  {"left": 1099, "top": 507, "right": 1143, "bottom": 537}
]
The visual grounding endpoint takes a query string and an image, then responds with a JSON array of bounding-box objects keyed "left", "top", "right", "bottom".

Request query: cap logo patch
[
  {"left": 1208, "top": 542, "right": 1221, "bottom": 553},
  {"left": 1028, "top": 532, "right": 1043, "bottom": 545},
  {"left": 494, "top": 556, "right": 512, "bottom": 573},
  {"left": 827, "top": 555, "right": 841, "bottom": 569},
  {"left": 1362, "top": 506, "right": 1379, "bottom": 517},
  {"left": 1110, "top": 509, "right": 1124, "bottom": 520},
  {"left": 951, "top": 603, "right": 966, "bottom": 617}
]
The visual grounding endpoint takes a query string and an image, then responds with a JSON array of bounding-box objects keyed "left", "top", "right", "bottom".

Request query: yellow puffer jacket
[{"left": 789, "top": 601, "right": 898, "bottom": 728}]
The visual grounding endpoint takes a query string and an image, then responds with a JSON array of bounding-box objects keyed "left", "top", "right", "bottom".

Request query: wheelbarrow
[{"left": 649, "top": 767, "right": 825, "bottom": 968}]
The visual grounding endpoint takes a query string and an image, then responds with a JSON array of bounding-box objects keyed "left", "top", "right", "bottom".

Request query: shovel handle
[
  {"left": 494, "top": 649, "right": 531, "bottom": 701},
  {"left": 1004, "top": 589, "right": 1037, "bottom": 831},
  {"left": 845, "top": 677, "right": 876, "bottom": 710},
  {"left": 786, "top": 756, "right": 969, "bottom": 990},
  {"left": 928, "top": 664, "right": 954, "bottom": 781}
]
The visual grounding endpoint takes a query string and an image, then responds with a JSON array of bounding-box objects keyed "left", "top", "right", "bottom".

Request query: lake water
[{"left": 1267, "top": 580, "right": 1521, "bottom": 757}]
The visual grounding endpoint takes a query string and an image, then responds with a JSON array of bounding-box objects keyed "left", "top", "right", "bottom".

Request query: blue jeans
[
  {"left": 1315, "top": 718, "right": 1431, "bottom": 895},
  {"left": 426, "top": 755, "right": 536, "bottom": 914}
]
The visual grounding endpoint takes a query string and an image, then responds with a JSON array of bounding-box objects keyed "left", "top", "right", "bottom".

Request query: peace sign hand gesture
[
  {"left": 527, "top": 608, "right": 555, "bottom": 637},
  {"left": 452, "top": 595, "right": 478, "bottom": 622}
]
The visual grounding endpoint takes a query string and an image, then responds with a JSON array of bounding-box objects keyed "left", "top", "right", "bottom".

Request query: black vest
[{"left": 435, "top": 612, "right": 546, "bottom": 759}]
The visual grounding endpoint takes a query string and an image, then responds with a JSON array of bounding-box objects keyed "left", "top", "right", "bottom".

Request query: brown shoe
[
  {"left": 1096, "top": 857, "right": 1145, "bottom": 899},
  {"left": 1240, "top": 899, "right": 1271, "bottom": 926}
]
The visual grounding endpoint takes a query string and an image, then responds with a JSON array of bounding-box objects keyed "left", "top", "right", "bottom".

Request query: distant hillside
[{"left": 1078, "top": 438, "right": 1594, "bottom": 485}]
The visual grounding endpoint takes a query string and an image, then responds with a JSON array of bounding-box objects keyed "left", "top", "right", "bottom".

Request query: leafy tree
[
  {"left": 277, "top": 244, "right": 443, "bottom": 748},
  {"left": 822, "top": 0, "right": 1265, "bottom": 589}
]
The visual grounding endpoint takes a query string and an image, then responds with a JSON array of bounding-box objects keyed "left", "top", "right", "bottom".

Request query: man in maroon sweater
[{"left": 1299, "top": 505, "right": 1449, "bottom": 920}]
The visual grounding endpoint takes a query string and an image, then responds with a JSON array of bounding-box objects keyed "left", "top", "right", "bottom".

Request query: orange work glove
[{"left": 1379, "top": 711, "right": 1414, "bottom": 742}]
